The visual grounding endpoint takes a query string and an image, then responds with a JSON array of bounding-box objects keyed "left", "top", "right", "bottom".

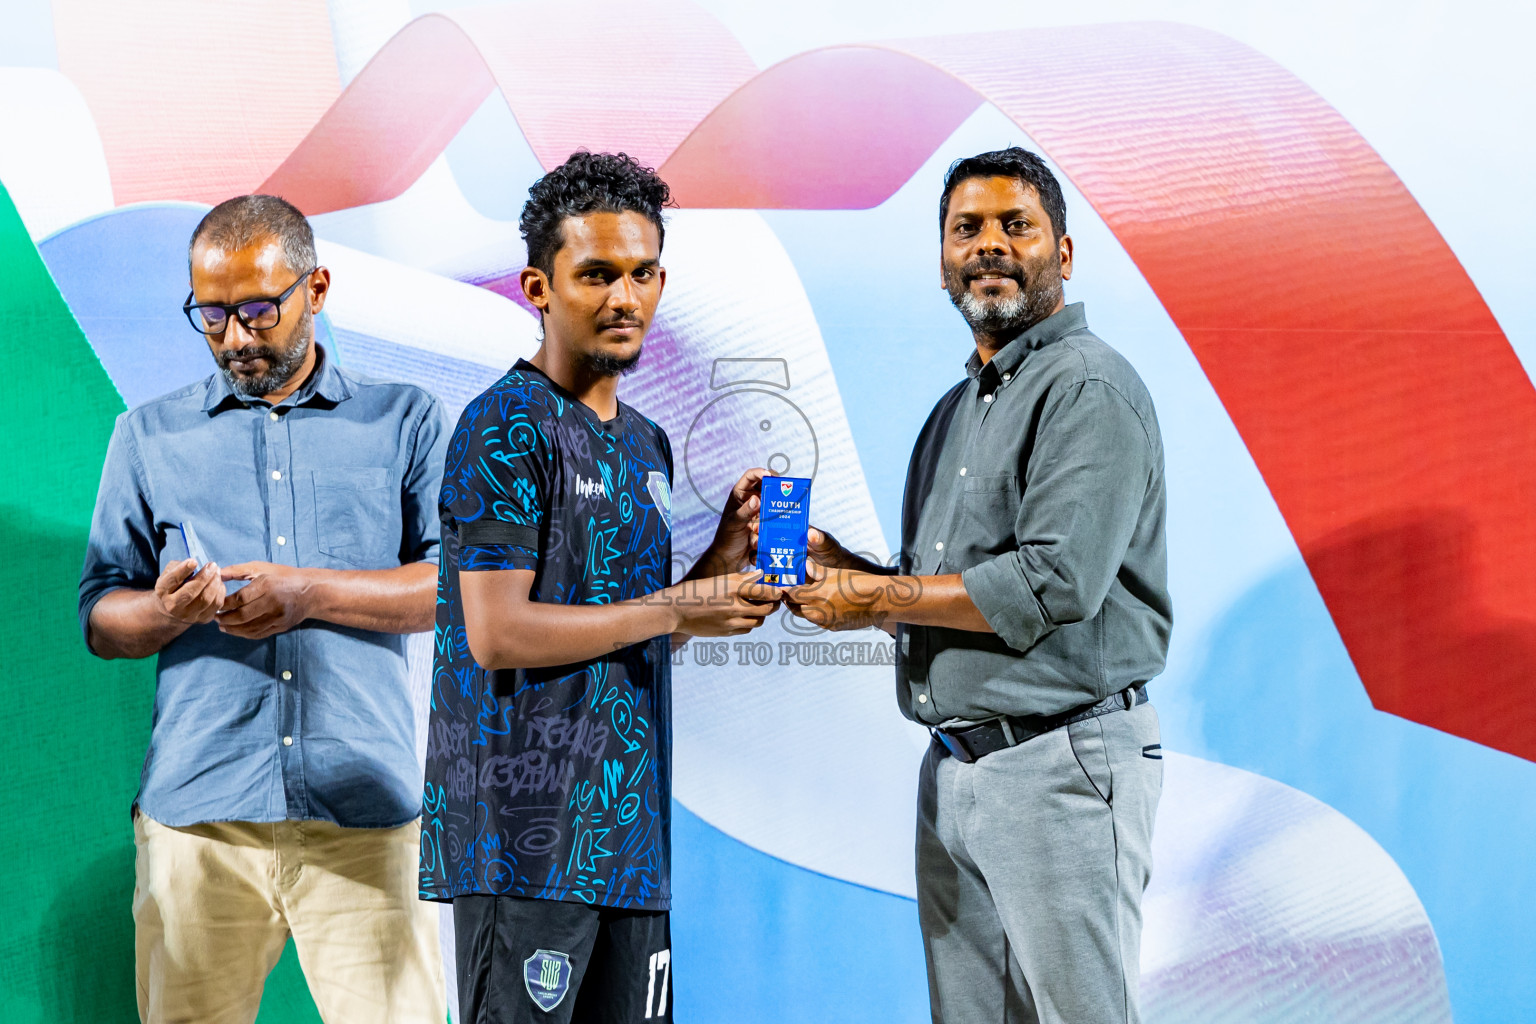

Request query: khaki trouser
[{"left": 133, "top": 812, "right": 446, "bottom": 1024}]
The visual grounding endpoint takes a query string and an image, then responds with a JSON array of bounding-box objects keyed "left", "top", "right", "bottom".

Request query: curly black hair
[
  {"left": 939, "top": 147, "right": 1067, "bottom": 242},
  {"left": 520, "top": 151, "right": 674, "bottom": 275}
]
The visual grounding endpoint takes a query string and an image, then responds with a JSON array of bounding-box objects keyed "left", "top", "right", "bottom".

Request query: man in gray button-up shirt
[
  {"left": 78, "top": 196, "right": 447, "bottom": 1021},
  {"left": 788, "top": 148, "right": 1169, "bottom": 1024}
]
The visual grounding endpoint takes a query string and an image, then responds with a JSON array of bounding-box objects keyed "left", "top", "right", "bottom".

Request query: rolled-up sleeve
[
  {"left": 78, "top": 415, "right": 158, "bottom": 651},
  {"left": 961, "top": 379, "right": 1154, "bottom": 652},
  {"left": 401, "top": 393, "right": 449, "bottom": 565}
]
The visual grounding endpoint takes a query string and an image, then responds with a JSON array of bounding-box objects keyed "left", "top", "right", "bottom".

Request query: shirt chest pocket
[
  {"left": 310, "top": 468, "right": 398, "bottom": 568},
  {"left": 958, "top": 474, "right": 1019, "bottom": 555}
]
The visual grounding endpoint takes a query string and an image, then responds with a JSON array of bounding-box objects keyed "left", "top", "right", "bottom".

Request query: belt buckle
[{"left": 931, "top": 728, "right": 976, "bottom": 763}]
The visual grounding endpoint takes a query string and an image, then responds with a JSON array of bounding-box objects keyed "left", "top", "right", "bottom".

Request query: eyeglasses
[{"left": 183, "top": 267, "right": 316, "bottom": 335}]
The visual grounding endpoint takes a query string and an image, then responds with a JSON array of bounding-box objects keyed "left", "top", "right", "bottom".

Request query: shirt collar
[
  {"left": 965, "top": 302, "right": 1088, "bottom": 380},
  {"left": 513, "top": 358, "right": 628, "bottom": 432},
  {"left": 202, "top": 344, "right": 351, "bottom": 414}
]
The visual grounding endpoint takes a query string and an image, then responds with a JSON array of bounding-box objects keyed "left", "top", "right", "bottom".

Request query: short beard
[
  {"left": 218, "top": 307, "right": 313, "bottom": 397},
  {"left": 581, "top": 345, "right": 643, "bottom": 378},
  {"left": 945, "top": 252, "right": 1063, "bottom": 339}
]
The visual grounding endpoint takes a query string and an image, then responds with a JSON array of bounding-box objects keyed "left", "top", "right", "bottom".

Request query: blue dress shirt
[{"left": 79, "top": 348, "right": 448, "bottom": 828}]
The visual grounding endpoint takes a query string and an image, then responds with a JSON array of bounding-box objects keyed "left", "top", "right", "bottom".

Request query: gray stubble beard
[
  {"left": 948, "top": 260, "right": 1064, "bottom": 338},
  {"left": 219, "top": 307, "right": 314, "bottom": 398}
]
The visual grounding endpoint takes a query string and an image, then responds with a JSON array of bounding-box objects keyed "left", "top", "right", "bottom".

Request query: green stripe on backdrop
[{"left": 0, "top": 183, "right": 320, "bottom": 1022}]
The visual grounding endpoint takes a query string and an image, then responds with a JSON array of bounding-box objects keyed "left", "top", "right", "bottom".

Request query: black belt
[{"left": 930, "top": 684, "right": 1148, "bottom": 764}]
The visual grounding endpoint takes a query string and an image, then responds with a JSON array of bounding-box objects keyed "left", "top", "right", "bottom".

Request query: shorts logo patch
[{"left": 523, "top": 949, "right": 573, "bottom": 1013}]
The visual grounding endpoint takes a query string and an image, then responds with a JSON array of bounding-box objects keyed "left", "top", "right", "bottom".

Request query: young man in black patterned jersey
[{"left": 421, "top": 151, "right": 781, "bottom": 1024}]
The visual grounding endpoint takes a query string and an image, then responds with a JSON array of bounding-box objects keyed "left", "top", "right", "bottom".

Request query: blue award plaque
[
  {"left": 757, "top": 476, "right": 811, "bottom": 585},
  {"left": 170, "top": 521, "right": 210, "bottom": 569},
  {"left": 168, "top": 520, "right": 248, "bottom": 592}
]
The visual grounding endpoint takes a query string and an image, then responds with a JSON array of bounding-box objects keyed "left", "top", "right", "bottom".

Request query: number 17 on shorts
[{"left": 645, "top": 949, "right": 671, "bottom": 1019}]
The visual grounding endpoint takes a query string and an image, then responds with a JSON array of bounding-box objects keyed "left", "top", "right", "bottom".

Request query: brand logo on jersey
[
  {"left": 523, "top": 949, "right": 572, "bottom": 1012},
  {"left": 576, "top": 473, "right": 607, "bottom": 500}
]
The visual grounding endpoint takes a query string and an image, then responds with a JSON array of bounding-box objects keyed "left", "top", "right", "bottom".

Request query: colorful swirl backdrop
[{"left": 1, "top": 1, "right": 1531, "bottom": 1022}]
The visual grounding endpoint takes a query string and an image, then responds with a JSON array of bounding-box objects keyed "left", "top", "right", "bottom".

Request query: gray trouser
[{"left": 916, "top": 701, "right": 1162, "bottom": 1024}]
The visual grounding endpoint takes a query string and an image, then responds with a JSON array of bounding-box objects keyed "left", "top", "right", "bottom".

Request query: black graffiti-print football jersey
[{"left": 422, "top": 359, "right": 674, "bottom": 911}]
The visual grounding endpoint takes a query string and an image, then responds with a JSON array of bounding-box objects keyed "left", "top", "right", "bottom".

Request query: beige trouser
[{"left": 133, "top": 812, "right": 446, "bottom": 1024}]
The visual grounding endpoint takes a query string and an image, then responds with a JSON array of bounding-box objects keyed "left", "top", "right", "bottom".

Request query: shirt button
[
  {"left": 276, "top": 536, "right": 286, "bottom": 546},
  {"left": 983, "top": 393, "right": 994, "bottom": 403},
  {"left": 935, "top": 542, "right": 944, "bottom": 551},
  {"left": 271, "top": 470, "right": 281, "bottom": 481},
  {"left": 917, "top": 694, "right": 928, "bottom": 704},
  {"left": 282, "top": 670, "right": 292, "bottom": 681},
  {"left": 269, "top": 411, "right": 279, "bottom": 422},
  {"left": 959, "top": 467, "right": 967, "bottom": 476},
  {"left": 282, "top": 736, "right": 293, "bottom": 747},
  {"left": 1003, "top": 372, "right": 1012, "bottom": 382}
]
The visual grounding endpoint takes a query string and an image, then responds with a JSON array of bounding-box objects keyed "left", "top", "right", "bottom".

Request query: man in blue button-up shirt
[{"left": 79, "top": 195, "right": 448, "bottom": 1023}]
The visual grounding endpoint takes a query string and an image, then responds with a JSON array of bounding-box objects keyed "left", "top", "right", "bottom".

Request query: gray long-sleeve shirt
[{"left": 896, "top": 303, "right": 1171, "bottom": 724}]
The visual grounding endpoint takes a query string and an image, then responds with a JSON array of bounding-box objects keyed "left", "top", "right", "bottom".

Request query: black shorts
[{"left": 453, "top": 894, "right": 672, "bottom": 1024}]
